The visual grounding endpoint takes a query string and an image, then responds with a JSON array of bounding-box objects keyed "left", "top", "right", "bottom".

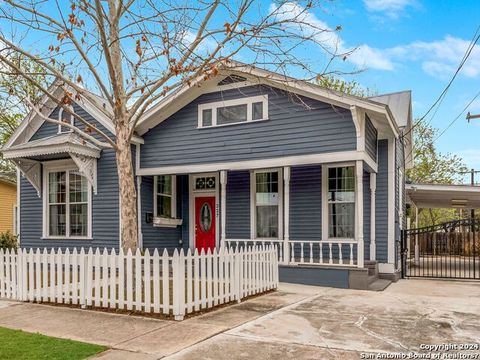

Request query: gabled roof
[
  {"left": 3, "top": 133, "right": 101, "bottom": 159},
  {"left": 135, "top": 61, "right": 401, "bottom": 137},
  {"left": 4, "top": 81, "right": 143, "bottom": 150},
  {"left": 369, "top": 90, "right": 413, "bottom": 169},
  {"left": 369, "top": 91, "right": 412, "bottom": 129}
]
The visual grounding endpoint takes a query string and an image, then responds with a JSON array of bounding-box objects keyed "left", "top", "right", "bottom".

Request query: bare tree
[{"left": 0, "top": 0, "right": 350, "bottom": 250}]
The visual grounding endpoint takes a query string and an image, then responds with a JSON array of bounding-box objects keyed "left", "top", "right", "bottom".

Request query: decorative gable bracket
[
  {"left": 70, "top": 153, "right": 98, "bottom": 195},
  {"left": 12, "top": 158, "right": 42, "bottom": 197}
]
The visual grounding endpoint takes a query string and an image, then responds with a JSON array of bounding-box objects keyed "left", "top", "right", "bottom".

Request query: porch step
[
  {"left": 364, "top": 260, "right": 378, "bottom": 277},
  {"left": 368, "top": 278, "right": 392, "bottom": 291}
]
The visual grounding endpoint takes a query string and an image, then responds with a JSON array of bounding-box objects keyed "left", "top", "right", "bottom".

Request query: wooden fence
[{"left": 0, "top": 245, "right": 278, "bottom": 320}]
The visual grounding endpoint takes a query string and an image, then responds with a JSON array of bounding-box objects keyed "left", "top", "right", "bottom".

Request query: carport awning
[
  {"left": 3, "top": 133, "right": 101, "bottom": 196},
  {"left": 406, "top": 183, "right": 480, "bottom": 209}
]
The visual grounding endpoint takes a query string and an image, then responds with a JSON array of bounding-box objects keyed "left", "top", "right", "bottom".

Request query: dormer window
[
  {"left": 58, "top": 107, "right": 75, "bottom": 134},
  {"left": 198, "top": 95, "right": 268, "bottom": 128}
]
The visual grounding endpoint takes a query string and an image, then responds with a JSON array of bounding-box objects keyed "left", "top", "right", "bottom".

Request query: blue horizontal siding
[
  {"left": 363, "top": 169, "right": 371, "bottom": 260},
  {"left": 141, "top": 175, "right": 188, "bottom": 253},
  {"left": 365, "top": 114, "right": 377, "bottom": 161},
  {"left": 376, "top": 139, "right": 388, "bottom": 262},
  {"left": 290, "top": 165, "right": 321, "bottom": 241},
  {"left": 141, "top": 85, "right": 356, "bottom": 168},
  {"left": 226, "top": 171, "right": 250, "bottom": 239},
  {"left": 20, "top": 103, "right": 121, "bottom": 251}
]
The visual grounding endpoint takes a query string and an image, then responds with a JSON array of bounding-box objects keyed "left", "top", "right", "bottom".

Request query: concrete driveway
[
  {"left": 167, "top": 280, "right": 480, "bottom": 359},
  {"left": 0, "top": 279, "right": 479, "bottom": 359}
]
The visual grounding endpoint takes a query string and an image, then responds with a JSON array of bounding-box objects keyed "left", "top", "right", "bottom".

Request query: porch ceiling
[{"left": 406, "top": 183, "right": 480, "bottom": 209}]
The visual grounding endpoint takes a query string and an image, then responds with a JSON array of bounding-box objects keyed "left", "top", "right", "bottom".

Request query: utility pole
[
  {"left": 471, "top": 169, "right": 475, "bottom": 225},
  {"left": 467, "top": 112, "right": 480, "bottom": 122}
]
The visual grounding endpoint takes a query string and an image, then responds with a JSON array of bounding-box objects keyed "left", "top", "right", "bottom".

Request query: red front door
[{"left": 195, "top": 196, "right": 216, "bottom": 252}]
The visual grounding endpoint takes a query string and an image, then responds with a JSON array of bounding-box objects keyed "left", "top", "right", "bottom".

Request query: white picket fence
[{"left": 0, "top": 245, "right": 278, "bottom": 320}]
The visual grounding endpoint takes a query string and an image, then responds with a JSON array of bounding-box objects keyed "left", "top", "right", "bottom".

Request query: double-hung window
[
  {"left": 45, "top": 165, "right": 90, "bottom": 238},
  {"left": 253, "top": 170, "right": 282, "bottom": 239},
  {"left": 198, "top": 95, "right": 268, "bottom": 128},
  {"left": 154, "top": 175, "right": 176, "bottom": 218},
  {"left": 327, "top": 166, "right": 355, "bottom": 239}
]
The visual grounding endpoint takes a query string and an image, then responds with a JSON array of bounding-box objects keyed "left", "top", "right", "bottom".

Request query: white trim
[
  {"left": 220, "top": 170, "right": 227, "bottom": 242},
  {"left": 406, "top": 183, "right": 480, "bottom": 193},
  {"left": 135, "top": 143, "right": 141, "bottom": 175},
  {"left": 42, "top": 159, "right": 93, "bottom": 240},
  {"left": 197, "top": 94, "right": 268, "bottom": 128},
  {"left": 5, "top": 84, "right": 62, "bottom": 148},
  {"left": 283, "top": 167, "right": 291, "bottom": 262},
  {"left": 153, "top": 175, "right": 177, "bottom": 220},
  {"left": 4, "top": 82, "right": 144, "bottom": 149},
  {"left": 321, "top": 162, "right": 356, "bottom": 241},
  {"left": 3, "top": 142, "right": 101, "bottom": 160},
  {"left": 136, "top": 176, "right": 143, "bottom": 249},
  {"left": 188, "top": 172, "right": 220, "bottom": 250},
  {"left": 16, "top": 167, "right": 20, "bottom": 241},
  {"left": 136, "top": 63, "right": 400, "bottom": 138},
  {"left": 350, "top": 106, "right": 366, "bottom": 152},
  {"left": 370, "top": 172, "right": 377, "bottom": 261},
  {"left": 387, "top": 137, "right": 395, "bottom": 264},
  {"left": 57, "top": 107, "right": 75, "bottom": 134},
  {"left": 138, "top": 150, "right": 377, "bottom": 176},
  {"left": 250, "top": 168, "right": 283, "bottom": 241},
  {"left": 355, "top": 160, "right": 364, "bottom": 268}
]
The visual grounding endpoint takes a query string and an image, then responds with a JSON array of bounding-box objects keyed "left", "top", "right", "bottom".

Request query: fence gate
[{"left": 401, "top": 219, "right": 480, "bottom": 279}]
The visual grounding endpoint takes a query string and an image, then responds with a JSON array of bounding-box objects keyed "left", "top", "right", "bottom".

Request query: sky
[
  {"left": 301, "top": 0, "right": 480, "bottom": 175},
  {"left": 2, "top": 0, "right": 479, "bottom": 176}
]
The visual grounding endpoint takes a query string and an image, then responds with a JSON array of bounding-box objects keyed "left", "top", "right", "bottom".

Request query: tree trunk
[{"left": 115, "top": 122, "right": 138, "bottom": 251}]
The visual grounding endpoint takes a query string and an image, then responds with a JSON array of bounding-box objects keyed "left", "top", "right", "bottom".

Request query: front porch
[{"left": 138, "top": 155, "right": 382, "bottom": 288}]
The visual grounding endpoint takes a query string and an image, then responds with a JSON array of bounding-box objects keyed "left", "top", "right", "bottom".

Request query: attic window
[
  {"left": 217, "top": 75, "right": 247, "bottom": 86},
  {"left": 198, "top": 95, "right": 268, "bottom": 128},
  {"left": 58, "top": 107, "right": 75, "bottom": 134}
]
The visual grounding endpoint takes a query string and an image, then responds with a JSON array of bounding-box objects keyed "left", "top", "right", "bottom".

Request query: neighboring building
[
  {"left": 0, "top": 172, "right": 17, "bottom": 234},
  {"left": 1, "top": 62, "right": 412, "bottom": 289}
]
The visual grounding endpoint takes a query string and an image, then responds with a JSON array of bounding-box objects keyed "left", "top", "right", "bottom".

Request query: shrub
[{"left": 0, "top": 231, "right": 18, "bottom": 250}]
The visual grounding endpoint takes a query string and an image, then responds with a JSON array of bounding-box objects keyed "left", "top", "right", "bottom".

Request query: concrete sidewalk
[
  {"left": 0, "top": 284, "right": 317, "bottom": 359},
  {"left": 1, "top": 280, "right": 479, "bottom": 359}
]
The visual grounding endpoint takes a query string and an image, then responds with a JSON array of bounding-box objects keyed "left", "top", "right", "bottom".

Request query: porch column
[
  {"left": 370, "top": 172, "right": 376, "bottom": 261},
  {"left": 356, "top": 161, "right": 364, "bottom": 268},
  {"left": 137, "top": 176, "right": 143, "bottom": 249},
  {"left": 283, "top": 166, "right": 290, "bottom": 264},
  {"left": 220, "top": 170, "right": 227, "bottom": 245}
]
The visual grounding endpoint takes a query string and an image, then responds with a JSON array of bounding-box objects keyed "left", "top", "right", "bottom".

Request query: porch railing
[{"left": 225, "top": 239, "right": 362, "bottom": 267}]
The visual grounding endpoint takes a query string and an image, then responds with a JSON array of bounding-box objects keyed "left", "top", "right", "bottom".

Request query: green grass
[{"left": 0, "top": 327, "right": 107, "bottom": 360}]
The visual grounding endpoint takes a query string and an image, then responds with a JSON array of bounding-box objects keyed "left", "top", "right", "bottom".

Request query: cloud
[
  {"left": 363, "top": 0, "right": 417, "bottom": 18},
  {"left": 269, "top": 2, "right": 394, "bottom": 71},
  {"left": 348, "top": 45, "right": 395, "bottom": 71},
  {"left": 269, "top": 3, "right": 480, "bottom": 79}
]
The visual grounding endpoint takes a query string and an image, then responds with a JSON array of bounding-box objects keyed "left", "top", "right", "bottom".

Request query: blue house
[{"left": 2, "top": 64, "right": 412, "bottom": 289}]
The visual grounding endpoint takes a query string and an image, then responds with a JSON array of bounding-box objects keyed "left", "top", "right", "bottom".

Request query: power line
[
  {"left": 402, "top": 25, "right": 480, "bottom": 142},
  {"left": 433, "top": 89, "right": 480, "bottom": 142},
  {"left": 402, "top": 25, "right": 480, "bottom": 162}
]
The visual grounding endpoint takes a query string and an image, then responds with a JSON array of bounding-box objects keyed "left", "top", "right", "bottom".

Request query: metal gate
[{"left": 401, "top": 219, "right": 480, "bottom": 279}]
